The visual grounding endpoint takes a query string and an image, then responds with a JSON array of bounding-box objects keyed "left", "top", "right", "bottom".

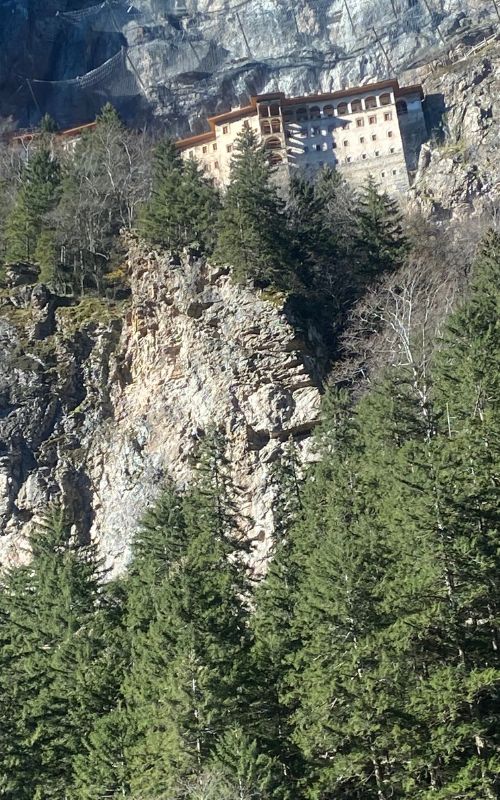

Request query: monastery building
[{"left": 175, "top": 79, "right": 427, "bottom": 194}]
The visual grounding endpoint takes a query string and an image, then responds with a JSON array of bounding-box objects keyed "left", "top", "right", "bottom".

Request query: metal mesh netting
[{"left": 18, "top": 0, "right": 499, "bottom": 128}]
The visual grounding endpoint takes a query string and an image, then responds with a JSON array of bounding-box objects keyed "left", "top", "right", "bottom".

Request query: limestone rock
[
  {"left": 0, "top": 238, "right": 323, "bottom": 576},
  {"left": 410, "top": 49, "right": 500, "bottom": 217}
]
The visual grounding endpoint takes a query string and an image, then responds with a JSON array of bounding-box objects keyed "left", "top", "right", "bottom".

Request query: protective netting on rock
[
  {"left": 18, "top": 0, "right": 500, "bottom": 128},
  {"left": 25, "top": 47, "right": 143, "bottom": 128}
]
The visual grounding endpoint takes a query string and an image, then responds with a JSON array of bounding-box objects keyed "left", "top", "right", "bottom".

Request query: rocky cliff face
[
  {"left": 0, "top": 240, "right": 322, "bottom": 573},
  {"left": 411, "top": 44, "right": 500, "bottom": 217},
  {"left": 1, "top": 0, "right": 497, "bottom": 131},
  {"left": 1, "top": 3, "right": 499, "bottom": 574}
]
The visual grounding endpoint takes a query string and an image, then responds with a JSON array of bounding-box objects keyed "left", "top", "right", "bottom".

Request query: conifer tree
[
  {"left": 71, "top": 580, "right": 131, "bottom": 800},
  {"left": 39, "top": 114, "right": 58, "bottom": 134},
  {"left": 214, "top": 126, "right": 292, "bottom": 287},
  {"left": 4, "top": 145, "right": 61, "bottom": 265},
  {"left": 283, "top": 391, "right": 408, "bottom": 800},
  {"left": 252, "top": 442, "right": 306, "bottom": 797},
  {"left": 346, "top": 232, "right": 500, "bottom": 798},
  {"left": 139, "top": 140, "right": 220, "bottom": 254},
  {"left": 0, "top": 507, "right": 104, "bottom": 799},
  {"left": 286, "top": 173, "right": 331, "bottom": 286},
  {"left": 123, "top": 438, "right": 254, "bottom": 797},
  {"left": 354, "top": 175, "right": 408, "bottom": 283},
  {"left": 398, "top": 230, "right": 500, "bottom": 798}
]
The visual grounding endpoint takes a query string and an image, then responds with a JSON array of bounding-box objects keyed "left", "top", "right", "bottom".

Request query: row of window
[
  {"left": 277, "top": 93, "right": 394, "bottom": 120},
  {"left": 295, "top": 143, "right": 398, "bottom": 156},
  {"left": 279, "top": 97, "right": 408, "bottom": 121},
  {"left": 286, "top": 112, "right": 393, "bottom": 138},
  {"left": 344, "top": 151, "right": 398, "bottom": 162}
]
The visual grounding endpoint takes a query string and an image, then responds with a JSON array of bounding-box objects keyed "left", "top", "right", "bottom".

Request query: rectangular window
[
  {"left": 375, "top": 150, "right": 380, "bottom": 156},
  {"left": 392, "top": 169, "right": 397, "bottom": 174},
  {"left": 371, "top": 134, "right": 377, "bottom": 141},
  {"left": 202, "top": 145, "right": 208, "bottom": 154},
  {"left": 356, "top": 118, "right": 364, "bottom": 127},
  {"left": 346, "top": 156, "right": 352, "bottom": 163},
  {"left": 214, "top": 160, "right": 219, "bottom": 168},
  {"left": 226, "top": 144, "right": 232, "bottom": 153},
  {"left": 390, "top": 147, "right": 395, "bottom": 154},
  {"left": 313, "top": 143, "right": 321, "bottom": 151},
  {"left": 369, "top": 115, "right": 377, "bottom": 124},
  {"left": 213, "top": 143, "right": 217, "bottom": 151},
  {"left": 362, "top": 153, "right": 367, "bottom": 159},
  {"left": 381, "top": 171, "right": 385, "bottom": 177},
  {"left": 223, "top": 125, "right": 229, "bottom": 134},
  {"left": 343, "top": 140, "right": 349, "bottom": 147},
  {"left": 360, "top": 136, "right": 365, "bottom": 143},
  {"left": 384, "top": 112, "right": 392, "bottom": 121},
  {"left": 388, "top": 130, "right": 393, "bottom": 138}
]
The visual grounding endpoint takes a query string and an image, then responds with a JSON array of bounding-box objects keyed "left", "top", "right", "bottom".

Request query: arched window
[
  {"left": 364, "top": 95, "right": 377, "bottom": 110},
  {"left": 296, "top": 107, "right": 308, "bottom": 121},
  {"left": 261, "top": 121, "right": 271, "bottom": 135},
  {"left": 336, "top": 101, "right": 348, "bottom": 115},
  {"left": 309, "top": 106, "right": 321, "bottom": 119},
  {"left": 271, "top": 118, "right": 281, "bottom": 133},
  {"left": 351, "top": 98, "right": 362, "bottom": 113},
  {"left": 396, "top": 99, "right": 408, "bottom": 115},
  {"left": 265, "top": 137, "right": 282, "bottom": 150},
  {"left": 380, "top": 93, "right": 391, "bottom": 106},
  {"left": 268, "top": 152, "right": 283, "bottom": 165},
  {"left": 323, "top": 104, "right": 334, "bottom": 117}
]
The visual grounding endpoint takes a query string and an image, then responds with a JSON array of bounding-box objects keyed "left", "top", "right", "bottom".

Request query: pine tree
[
  {"left": 348, "top": 231, "right": 500, "bottom": 798},
  {"left": 39, "top": 114, "right": 58, "bottom": 134},
  {"left": 123, "top": 440, "right": 254, "bottom": 797},
  {"left": 178, "top": 156, "right": 221, "bottom": 253},
  {"left": 139, "top": 140, "right": 220, "bottom": 254},
  {"left": 71, "top": 581, "right": 131, "bottom": 800},
  {"left": 4, "top": 146, "right": 61, "bottom": 265},
  {"left": 214, "top": 125, "right": 292, "bottom": 287},
  {"left": 0, "top": 506, "right": 105, "bottom": 799},
  {"left": 284, "top": 391, "right": 408, "bottom": 800},
  {"left": 210, "top": 726, "right": 284, "bottom": 799},
  {"left": 252, "top": 442, "right": 306, "bottom": 797},
  {"left": 286, "top": 173, "right": 331, "bottom": 286},
  {"left": 398, "top": 230, "right": 500, "bottom": 798},
  {"left": 354, "top": 175, "right": 408, "bottom": 284}
]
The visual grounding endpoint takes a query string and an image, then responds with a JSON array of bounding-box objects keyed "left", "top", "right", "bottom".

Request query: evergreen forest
[{"left": 0, "top": 112, "right": 499, "bottom": 799}]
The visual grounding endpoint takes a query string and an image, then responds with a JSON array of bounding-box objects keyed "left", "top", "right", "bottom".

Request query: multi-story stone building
[{"left": 176, "top": 78, "right": 427, "bottom": 194}]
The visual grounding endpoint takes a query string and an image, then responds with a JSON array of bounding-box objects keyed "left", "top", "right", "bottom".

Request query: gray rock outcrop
[
  {"left": 409, "top": 46, "right": 500, "bottom": 216},
  {"left": 1, "top": 0, "right": 498, "bottom": 132},
  {"left": 0, "top": 240, "right": 322, "bottom": 574}
]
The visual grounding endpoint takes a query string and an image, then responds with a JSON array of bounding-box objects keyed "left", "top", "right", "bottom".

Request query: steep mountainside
[
  {"left": 0, "top": 239, "right": 322, "bottom": 573},
  {"left": 1, "top": 0, "right": 497, "bottom": 131},
  {"left": 0, "top": 5, "right": 499, "bottom": 573}
]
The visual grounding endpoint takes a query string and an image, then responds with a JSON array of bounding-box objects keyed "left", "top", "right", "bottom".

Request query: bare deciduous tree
[{"left": 333, "top": 212, "right": 486, "bottom": 393}]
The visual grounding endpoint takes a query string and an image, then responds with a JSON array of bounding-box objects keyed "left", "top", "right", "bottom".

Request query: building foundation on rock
[{"left": 176, "top": 79, "right": 427, "bottom": 195}]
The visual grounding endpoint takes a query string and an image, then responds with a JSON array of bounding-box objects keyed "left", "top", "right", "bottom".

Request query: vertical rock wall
[{"left": 0, "top": 241, "right": 323, "bottom": 574}]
